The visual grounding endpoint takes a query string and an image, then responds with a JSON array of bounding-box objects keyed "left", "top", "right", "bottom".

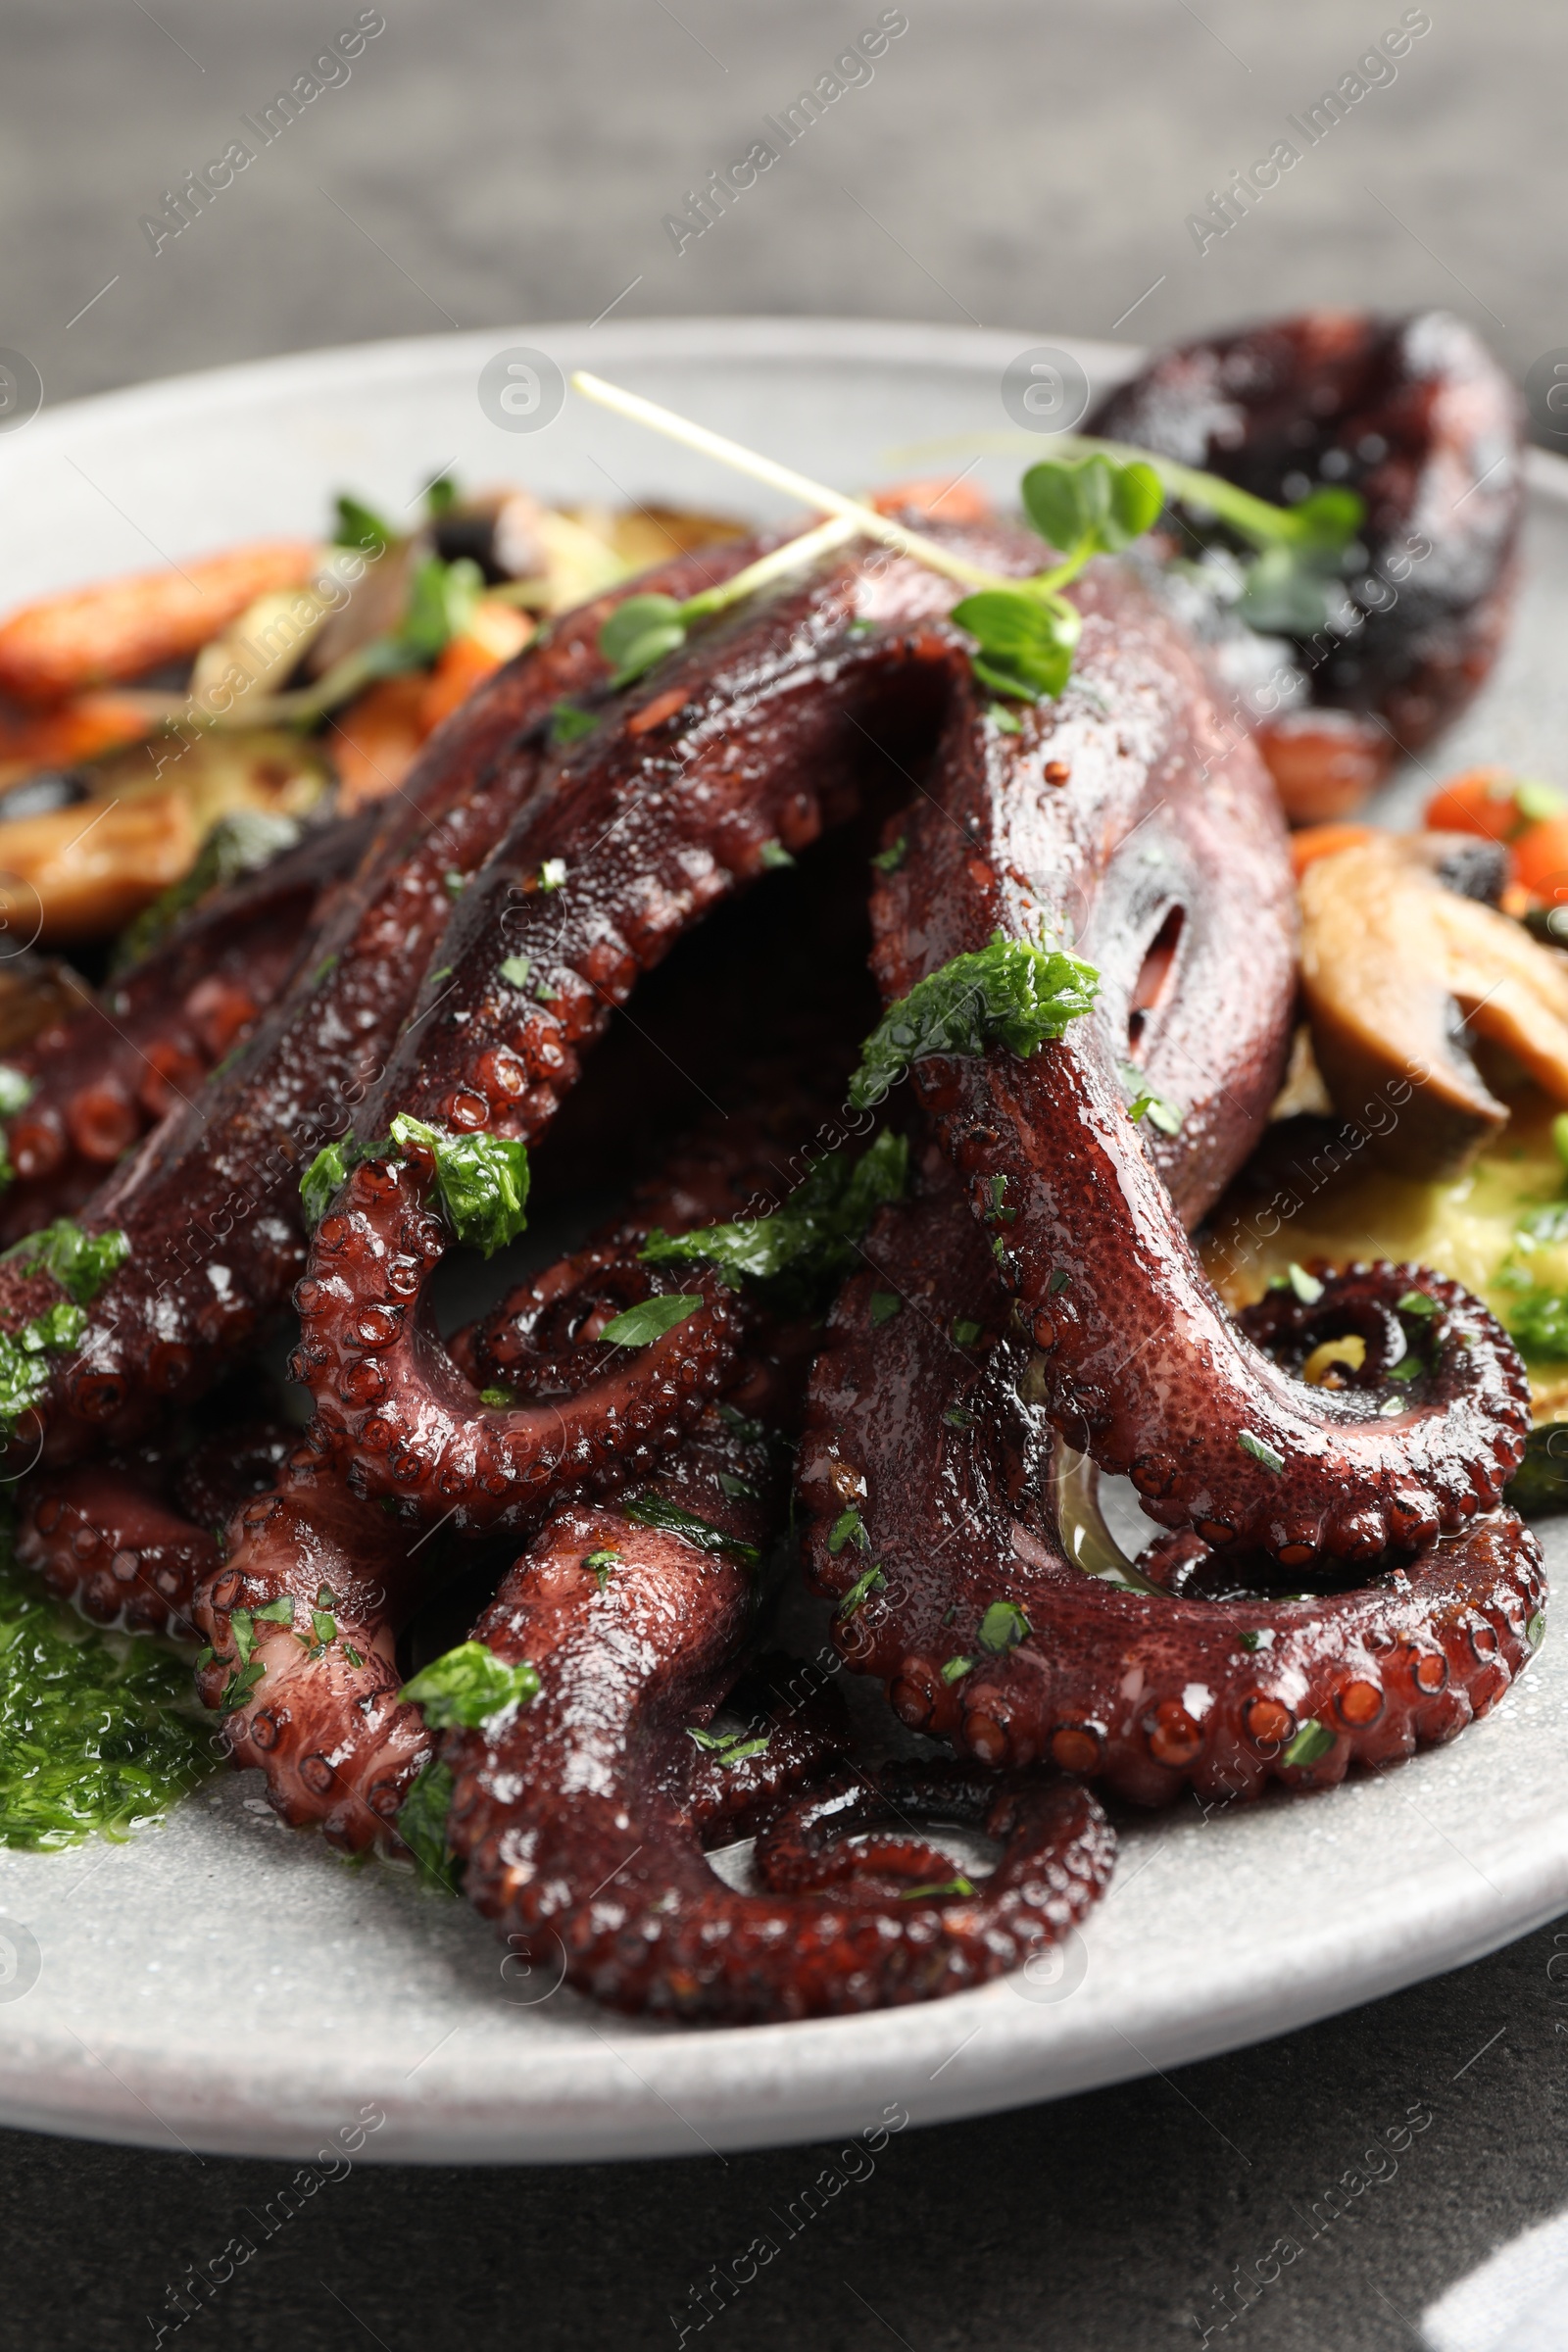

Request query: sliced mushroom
[{"left": 1299, "top": 830, "right": 1568, "bottom": 1177}]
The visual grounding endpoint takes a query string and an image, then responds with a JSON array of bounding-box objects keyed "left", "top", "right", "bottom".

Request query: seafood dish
[{"left": 2, "top": 306, "right": 1562, "bottom": 2029}]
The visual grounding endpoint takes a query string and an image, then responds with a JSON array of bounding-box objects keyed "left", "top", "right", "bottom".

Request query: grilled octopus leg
[
  {"left": 0, "top": 811, "right": 375, "bottom": 1242},
  {"left": 868, "top": 584, "right": 1528, "bottom": 1561},
  {"left": 443, "top": 1389, "right": 1115, "bottom": 2021},
  {"left": 0, "top": 538, "right": 763, "bottom": 1465},
  {"left": 799, "top": 1175, "right": 1544, "bottom": 1804}
]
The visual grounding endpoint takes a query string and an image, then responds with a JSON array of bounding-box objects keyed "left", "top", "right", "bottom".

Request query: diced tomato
[{"left": 1289, "top": 822, "right": 1374, "bottom": 878}]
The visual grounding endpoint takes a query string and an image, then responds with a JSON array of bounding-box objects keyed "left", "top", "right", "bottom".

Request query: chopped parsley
[
  {"left": 1239, "top": 1431, "right": 1286, "bottom": 1475},
  {"left": 442, "top": 870, "right": 466, "bottom": 899},
  {"left": 0, "top": 1068, "right": 34, "bottom": 1119},
  {"left": 1048, "top": 1267, "right": 1071, "bottom": 1295},
  {"left": 849, "top": 935, "right": 1100, "bottom": 1111},
  {"left": 399, "top": 1641, "right": 540, "bottom": 1729},
  {"left": 1387, "top": 1354, "right": 1424, "bottom": 1384},
  {"left": 499, "top": 955, "right": 532, "bottom": 989},
  {"left": 977, "top": 1600, "right": 1029, "bottom": 1652},
  {"left": 0, "top": 1301, "right": 90, "bottom": 1439},
  {"left": 396, "top": 1758, "right": 460, "bottom": 1893},
  {"left": 869, "top": 1291, "right": 903, "bottom": 1325},
  {"left": 300, "top": 1140, "right": 351, "bottom": 1228},
  {"left": 827, "top": 1506, "right": 869, "bottom": 1555},
  {"left": 1282, "top": 1718, "right": 1335, "bottom": 1769},
  {"left": 941, "top": 1654, "right": 973, "bottom": 1684},
  {"left": 478, "top": 1386, "right": 516, "bottom": 1409},
  {"left": 901, "top": 1876, "right": 975, "bottom": 1900},
  {"left": 584, "top": 1546, "right": 620, "bottom": 1589},
  {"left": 953, "top": 1319, "right": 984, "bottom": 1348},
  {"left": 642, "top": 1130, "right": 906, "bottom": 1308},
  {"left": 943, "top": 1404, "right": 975, "bottom": 1429},
  {"left": 837, "top": 1563, "right": 886, "bottom": 1617},
  {"left": 387, "top": 1114, "right": 530, "bottom": 1256},
  {"left": 1127, "top": 1090, "right": 1184, "bottom": 1136},
  {"left": 1267, "top": 1262, "right": 1324, "bottom": 1305},
  {"left": 550, "top": 702, "right": 598, "bottom": 745},
  {"left": 536, "top": 858, "right": 567, "bottom": 893},
  {"left": 988, "top": 704, "right": 1023, "bottom": 734},
  {"left": 599, "top": 1293, "right": 703, "bottom": 1348},
  {"left": 2, "top": 1220, "right": 130, "bottom": 1304},
  {"left": 717, "top": 1471, "right": 759, "bottom": 1501},
  {"left": 759, "top": 838, "right": 795, "bottom": 869},
  {"left": 1528, "top": 1610, "right": 1547, "bottom": 1649},
  {"left": 685, "top": 1725, "right": 771, "bottom": 1768},
  {"left": 1396, "top": 1290, "right": 1439, "bottom": 1318},
  {"left": 872, "top": 836, "right": 907, "bottom": 874},
  {"left": 622, "top": 1494, "right": 760, "bottom": 1565}
]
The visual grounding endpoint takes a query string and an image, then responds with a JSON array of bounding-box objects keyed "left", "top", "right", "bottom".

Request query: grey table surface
[{"left": 3, "top": 1, "right": 1567, "bottom": 2344}]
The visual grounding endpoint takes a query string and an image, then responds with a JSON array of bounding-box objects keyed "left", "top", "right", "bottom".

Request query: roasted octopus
[{"left": 0, "top": 310, "right": 1544, "bottom": 2025}]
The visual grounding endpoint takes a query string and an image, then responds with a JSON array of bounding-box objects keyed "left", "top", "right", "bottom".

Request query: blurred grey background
[
  {"left": 7, "top": 0, "right": 1560, "bottom": 409},
  {"left": 5, "top": 5, "right": 1567, "bottom": 2350}
]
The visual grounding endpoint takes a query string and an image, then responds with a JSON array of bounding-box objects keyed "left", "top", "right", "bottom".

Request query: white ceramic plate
[{"left": 0, "top": 319, "right": 1565, "bottom": 2166}]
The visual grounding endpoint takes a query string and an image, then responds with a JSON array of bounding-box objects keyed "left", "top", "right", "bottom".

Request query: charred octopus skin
[
  {"left": 293, "top": 528, "right": 974, "bottom": 1522},
  {"left": 445, "top": 1355, "right": 1115, "bottom": 2021},
  {"left": 868, "top": 604, "right": 1529, "bottom": 1561},
  {"left": 800, "top": 1181, "right": 1544, "bottom": 1804},
  {"left": 1092, "top": 309, "right": 1525, "bottom": 756},
  {"left": 0, "top": 810, "right": 375, "bottom": 1243},
  {"left": 0, "top": 537, "right": 764, "bottom": 1468}
]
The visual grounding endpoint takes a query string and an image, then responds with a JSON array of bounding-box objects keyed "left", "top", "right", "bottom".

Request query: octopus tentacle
[
  {"left": 0, "top": 538, "right": 762, "bottom": 1465},
  {"left": 203, "top": 1097, "right": 838, "bottom": 1838},
  {"left": 296, "top": 529, "right": 982, "bottom": 1507},
  {"left": 191, "top": 1434, "right": 432, "bottom": 1850},
  {"left": 870, "top": 615, "right": 1528, "bottom": 1557},
  {"left": 18, "top": 1462, "right": 218, "bottom": 1642},
  {"left": 445, "top": 1423, "right": 1114, "bottom": 2021},
  {"left": 300, "top": 1152, "right": 740, "bottom": 1529},
  {"left": 799, "top": 1182, "right": 1544, "bottom": 1806},
  {"left": 15, "top": 1414, "right": 293, "bottom": 1640},
  {"left": 0, "top": 812, "right": 375, "bottom": 1242}
]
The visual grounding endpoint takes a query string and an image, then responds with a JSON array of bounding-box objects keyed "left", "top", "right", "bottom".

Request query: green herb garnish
[
  {"left": 1396, "top": 1290, "right": 1439, "bottom": 1317},
  {"left": 1282, "top": 1718, "right": 1335, "bottom": 1769},
  {"left": 837, "top": 1563, "right": 887, "bottom": 1617},
  {"left": 642, "top": 1130, "right": 907, "bottom": 1306},
  {"left": 872, "top": 836, "right": 907, "bottom": 874},
  {"left": 900, "top": 1876, "right": 975, "bottom": 1900},
  {"left": 869, "top": 1291, "right": 903, "bottom": 1325},
  {"left": 1239, "top": 1431, "right": 1286, "bottom": 1475},
  {"left": 387, "top": 1114, "right": 530, "bottom": 1256},
  {"left": 940, "top": 1654, "right": 973, "bottom": 1684},
  {"left": 622, "top": 1494, "right": 760, "bottom": 1565},
  {"left": 537, "top": 858, "right": 567, "bottom": 893},
  {"left": 759, "top": 839, "right": 795, "bottom": 870},
  {"left": 685, "top": 1724, "right": 771, "bottom": 1767},
  {"left": 849, "top": 936, "right": 1099, "bottom": 1110},
  {"left": 599, "top": 1293, "right": 703, "bottom": 1347},
  {"left": 1127, "top": 1090, "right": 1184, "bottom": 1136},
  {"left": 977, "top": 1600, "right": 1029, "bottom": 1652},
  {"left": 333, "top": 493, "right": 395, "bottom": 556},
  {"left": 827, "top": 1506, "right": 869, "bottom": 1555},
  {"left": 953, "top": 1320, "right": 984, "bottom": 1348},
  {"left": 1, "top": 1220, "right": 129, "bottom": 1304},
  {"left": 0, "top": 1521, "right": 213, "bottom": 1848},
  {"left": 396, "top": 1758, "right": 460, "bottom": 1893},
  {"left": 399, "top": 1641, "right": 540, "bottom": 1729},
  {"left": 498, "top": 955, "right": 532, "bottom": 989},
  {"left": 584, "top": 1546, "right": 620, "bottom": 1589},
  {"left": 550, "top": 702, "right": 598, "bottom": 745}
]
